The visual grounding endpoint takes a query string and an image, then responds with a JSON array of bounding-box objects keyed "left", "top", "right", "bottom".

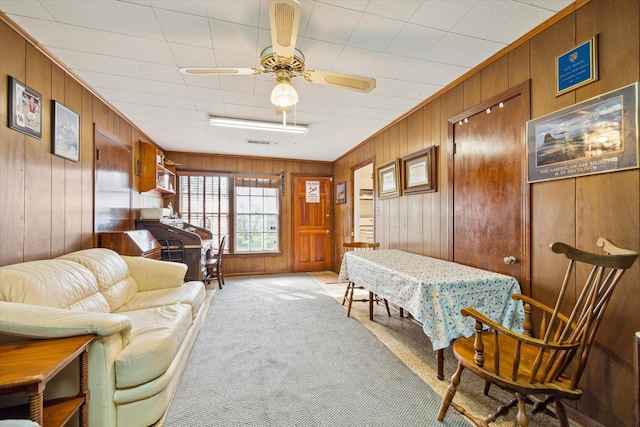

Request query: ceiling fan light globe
[{"left": 271, "top": 81, "right": 298, "bottom": 107}]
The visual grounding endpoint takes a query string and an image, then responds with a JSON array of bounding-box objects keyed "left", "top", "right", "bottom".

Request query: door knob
[{"left": 503, "top": 256, "right": 517, "bottom": 265}]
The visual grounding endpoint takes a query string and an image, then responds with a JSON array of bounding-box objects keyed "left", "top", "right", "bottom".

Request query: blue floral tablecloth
[{"left": 338, "top": 249, "right": 525, "bottom": 350}]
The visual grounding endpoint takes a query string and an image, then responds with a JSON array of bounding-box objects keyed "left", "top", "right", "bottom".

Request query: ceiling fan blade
[
  {"left": 303, "top": 70, "right": 376, "bottom": 93},
  {"left": 269, "top": 0, "right": 301, "bottom": 61},
  {"left": 179, "top": 67, "right": 261, "bottom": 75}
]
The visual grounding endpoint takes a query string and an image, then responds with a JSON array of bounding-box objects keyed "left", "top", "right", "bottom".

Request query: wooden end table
[{"left": 0, "top": 335, "right": 94, "bottom": 427}]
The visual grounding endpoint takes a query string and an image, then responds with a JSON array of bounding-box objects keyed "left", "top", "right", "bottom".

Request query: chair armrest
[
  {"left": 511, "top": 294, "right": 574, "bottom": 331},
  {"left": 461, "top": 306, "right": 578, "bottom": 351},
  {"left": 122, "top": 256, "right": 188, "bottom": 291},
  {"left": 0, "top": 301, "right": 132, "bottom": 345}
]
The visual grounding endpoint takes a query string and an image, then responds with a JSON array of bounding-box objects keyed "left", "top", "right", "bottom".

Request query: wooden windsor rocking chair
[{"left": 437, "top": 237, "right": 638, "bottom": 427}]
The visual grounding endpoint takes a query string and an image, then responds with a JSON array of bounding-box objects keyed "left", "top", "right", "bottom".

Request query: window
[
  {"left": 177, "top": 173, "right": 230, "bottom": 245},
  {"left": 234, "top": 177, "right": 279, "bottom": 252},
  {"left": 176, "top": 172, "right": 280, "bottom": 253}
]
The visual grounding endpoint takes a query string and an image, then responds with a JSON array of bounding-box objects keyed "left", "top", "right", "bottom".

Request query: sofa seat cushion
[
  {"left": 116, "top": 281, "right": 205, "bottom": 320},
  {"left": 59, "top": 249, "right": 138, "bottom": 312},
  {"left": 0, "top": 259, "right": 110, "bottom": 312},
  {"left": 115, "top": 304, "right": 192, "bottom": 388}
]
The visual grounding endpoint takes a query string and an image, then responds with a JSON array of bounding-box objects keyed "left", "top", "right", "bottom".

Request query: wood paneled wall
[
  {"left": 333, "top": 0, "right": 639, "bottom": 425},
  {"left": 0, "top": 17, "right": 162, "bottom": 266},
  {"left": 166, "top": 151, "right": 332, "bottom": 276}
]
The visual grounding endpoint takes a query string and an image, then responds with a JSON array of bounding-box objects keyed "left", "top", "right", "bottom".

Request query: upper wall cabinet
[{"left": 140, "top": 141, "right": 175, "bottom": 197}]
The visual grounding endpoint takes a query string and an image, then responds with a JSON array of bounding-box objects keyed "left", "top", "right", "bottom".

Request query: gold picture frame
[
  {"left": 403, "top": 146, "right": 437, "bottom": 194},
  {"left": 376, "top": 159, "right": 401, "bottom": 199}
]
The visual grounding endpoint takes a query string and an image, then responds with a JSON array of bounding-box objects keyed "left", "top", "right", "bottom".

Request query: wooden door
[
  {"left": 449, "top": 83, "right": 530, "bottom": 294},
  {"left": 293, "top": 176, "right": 332, "bottom": 272},
  {"left": 94, "top": 126, "right": 132, "bottom": 237}
]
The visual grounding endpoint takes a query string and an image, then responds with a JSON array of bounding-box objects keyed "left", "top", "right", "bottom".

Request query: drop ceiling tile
[
  {"left": 0, "top": 0, "right": 54, "bottom": 20},
  {"left": 205, "top": 0, "right": 262, "bottom": 27},
  {"left": 410, "top": 0, "right": 478, "bottom": 31},
  {"left": 333, "top": 46, "right": 380, "bottom": 76},
  {"left": 347, "top": 13, "right": 404, "bottom": 52},
  {"left": 150, "top": 0, "right": 208, "bottom": 16},
  {"left": 99, "top": 1, "right": 164, "bottom": 39},
  {"left": 305, "top": 2, "right": 361, "bottom": 45},
  {"left": 40, "top": 0, "right": 112, "bottom": 30},
  {"left": 451, "top": 1, "right": 555, "bottom": 43},
  {"left": 156, "top": 9, "right": 212, "bottom": 48},
  {"left": 7, "top": 17, "right": 79, "bottom": 49},
  {"left": 424, "top": 32, "right": 505, "bottom": 68},
  {"left": 386, "top": 23, "right": 445, "bottom": 60},
  {"left": 364, "top": 1, "right": 423, "bottom": 21},
  {"left": 210, "top": 19, "right": 260, "bottom": 57}
]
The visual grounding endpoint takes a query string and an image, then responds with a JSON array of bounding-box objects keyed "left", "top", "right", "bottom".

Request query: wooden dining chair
[
  {"left": 438, "top": 237, "right": 638, "bottom": 427},
  {"left": 204, "top": 234, "right": 228, "bottom": 289},
  {"left": 342, "top": 241, "right": 391, "bottom": 318}
]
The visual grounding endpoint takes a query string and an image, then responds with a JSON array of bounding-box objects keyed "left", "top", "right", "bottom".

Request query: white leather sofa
[{"left": 0, "top": 248, "right": 209, "bottom": 427}]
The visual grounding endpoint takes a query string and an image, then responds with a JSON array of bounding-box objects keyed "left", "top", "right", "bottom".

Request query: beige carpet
[{"left": 310, "top": 271, "right": 577, "bottom": 427}]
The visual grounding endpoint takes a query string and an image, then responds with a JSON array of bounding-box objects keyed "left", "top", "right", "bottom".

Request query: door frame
[
  {"left": 446, "top": 81, "right": 531, "bottom": 294},
  {"left": 291, "top": 173, "right": 334, "bottom": 272},
  {"left": 350, "top": 158, "right": 375, "bottom": 242}
]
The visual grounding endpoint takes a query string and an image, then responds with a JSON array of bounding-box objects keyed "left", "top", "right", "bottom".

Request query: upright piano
[{"left": 135, "top": 219, "right": 214, "bottom": 282}]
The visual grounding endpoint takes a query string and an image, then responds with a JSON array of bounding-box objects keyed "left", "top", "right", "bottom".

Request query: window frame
[{"left": 175, "top": 169, "right": 282, "bottom": 255}]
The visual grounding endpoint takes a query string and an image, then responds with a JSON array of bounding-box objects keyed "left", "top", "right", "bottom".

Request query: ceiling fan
[{"left": 178, "top": 0, "right": 376, "bottom": 118}]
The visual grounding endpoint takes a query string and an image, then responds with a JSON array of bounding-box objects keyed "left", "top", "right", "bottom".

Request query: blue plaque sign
[{"left": 556, "top": 36, "right": 598, "bottom": 96}]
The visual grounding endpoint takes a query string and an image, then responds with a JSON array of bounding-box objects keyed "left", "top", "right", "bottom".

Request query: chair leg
[
  {"left": 383, "top": 298, "right": 391, "bottom": 316},
  {"left": 346, "top": 283, "right": 355, "bottom": 317},
  {"left": 342, "top": 282, "right": 351, "bottom": 305},
  {"left": 483, "top": 381, "right": 491, "bottom": 395},
  {"left": 217, "top": 270, "right": 223, "bottom": 289},
  {"left": 554, "top": 399, "right": 569, "bottom": 427},
  {"left": 515, "top": 392, "right": 530, "bottom": 427},
  {"left": 438, "top": 363, "right": 464, "bottom": 421}
]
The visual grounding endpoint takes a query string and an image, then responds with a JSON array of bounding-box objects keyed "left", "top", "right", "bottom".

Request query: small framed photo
[
  {"left": 376, "top": 159, "right": 401, "bottom": 199},
  {"left": 52, "top": 100, "right": 80, "bottom": 162},
  {"left": 403, "top": 146, "right": 437, "bottom": 194},
  {"left": 8, "top": 76, "right": 42, "bottom": 139},
  {"left": 336, "top": 181, "right": 346, "bottom": 204}
]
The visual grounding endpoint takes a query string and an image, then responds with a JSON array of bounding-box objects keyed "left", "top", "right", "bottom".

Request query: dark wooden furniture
[
  {"left": 438, "top": 238, "right": 638, "bottom": 427},
  {"left": 136, "top": 219, "right": 213, "bottom": 282},
  {"left": 99, "top": 229, "right": 161, "bottom": 259},
  {"left": 204, "top": 234, "right": 228, "bottom": 289},
  {"left": 0, "top": 335, "right": 94, "bottom": 427},
  {"left": 341, "top": 241, "right": 390, "bottom": 318}
]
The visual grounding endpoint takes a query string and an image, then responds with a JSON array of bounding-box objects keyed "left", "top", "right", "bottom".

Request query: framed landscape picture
[
  {"left": 527, "top": 82, "right": 638, "bottom": 182},
  {"left": 376, "top": 159, "right": 401, "bottom": 199},
  {"left": 52, "top": 100, "right": 80, "bottom": 162},
  {"left": 403, "top": 146, "right": 437, "bottom": 194},
  {"left": 8, "top": 76, "right": 42, "bottom": 139}
]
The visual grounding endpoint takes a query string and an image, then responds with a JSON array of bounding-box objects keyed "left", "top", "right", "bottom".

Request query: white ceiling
[{"left": 0, "top": 0, "right": 573, "bottom": 161}]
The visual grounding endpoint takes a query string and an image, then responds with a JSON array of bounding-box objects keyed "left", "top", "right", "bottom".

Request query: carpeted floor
[
  {"left": 313, "top": 271, "right": 577, "bottom": 427},
  {"left": 162, "top": 273, "right": 470, "bottom": 427}
]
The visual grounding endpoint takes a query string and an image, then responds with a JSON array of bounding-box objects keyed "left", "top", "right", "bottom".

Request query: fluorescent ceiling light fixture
[{"left": 209, "top": 117, "right": 308, "bottom": 135}]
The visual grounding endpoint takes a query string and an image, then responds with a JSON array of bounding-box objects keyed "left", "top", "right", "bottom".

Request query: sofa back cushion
[
  {"left": 59, "top": 248, "right": 138, "bottom": 312},
  {"left": 0, "top": 259, "right": 110, "bottom": 312}
]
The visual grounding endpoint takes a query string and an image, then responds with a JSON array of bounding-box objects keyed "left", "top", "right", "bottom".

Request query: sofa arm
[
  {"left": 0, "top": 301, "right": 132, "bottom": 345},
  {"left": 122, "top": 256, "right": 188, "bottom": 291}
]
